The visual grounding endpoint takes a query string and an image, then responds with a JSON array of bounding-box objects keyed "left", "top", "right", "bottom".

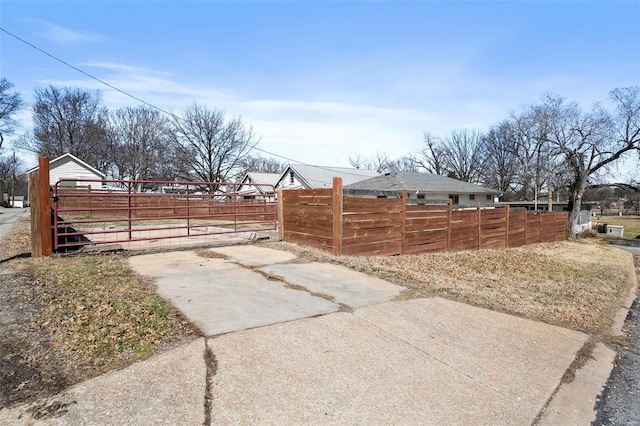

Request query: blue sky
[{"left": 1, "top": 0, "right": 639, "bottom": 178}]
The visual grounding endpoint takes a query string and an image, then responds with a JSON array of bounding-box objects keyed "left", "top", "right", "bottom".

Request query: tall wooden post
[
  {"left": 30, "top": 157, "right": 52, "bottom": 257},
  {"left": 332, "top": 177, "right": 343, "bottom": 256}
]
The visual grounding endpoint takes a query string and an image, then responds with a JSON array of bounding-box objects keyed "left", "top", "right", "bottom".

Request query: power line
[
  {"left": 1, "top": 27, "right": 175, "bottom": 117},
  {"left": 1, "top": 26, "right": 379, "bottom": 178}
]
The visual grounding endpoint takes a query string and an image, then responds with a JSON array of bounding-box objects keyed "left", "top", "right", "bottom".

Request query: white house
[
  {"left": 275, "top": 164, "right": 379, "bottom": 190},
  {"left": 237, "top": 172, "right": 281, "bottom": 200},
  {"left": 27, "top": 153, "right": 106, "bottom": 189}
]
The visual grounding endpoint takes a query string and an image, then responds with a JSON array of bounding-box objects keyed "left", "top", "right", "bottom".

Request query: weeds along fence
[{"left": 278, "top": 177, "right": 568, "bottom": 256}]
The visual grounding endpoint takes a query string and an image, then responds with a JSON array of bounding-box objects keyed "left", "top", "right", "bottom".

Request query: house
[
  {"left": 237, "top": 172, "right": 281, "bottom": 200},
  {"left": 276, "top": 164, "right": 379, "bottom": 190},
  {"left": 27, "top": 153, "right": 106, "bottom": 189},
  {"left": 343, "top": 172, "right": 499, "bottom": 207}
]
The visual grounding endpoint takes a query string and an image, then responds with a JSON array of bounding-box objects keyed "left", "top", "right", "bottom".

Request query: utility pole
[{"left": 10, "top": 150, "right": 15, "bottom": 207}]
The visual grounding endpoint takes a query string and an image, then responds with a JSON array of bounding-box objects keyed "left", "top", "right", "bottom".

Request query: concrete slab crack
[{"left": 202, "top": 338, "right": 217, "bottom": 426}]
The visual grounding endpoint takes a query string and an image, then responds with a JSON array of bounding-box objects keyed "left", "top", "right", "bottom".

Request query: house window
[
  {"left": 449, "top": 195, "right": 459, "bottom": 205},
  {"left": 417, "top": 194, "right": 425, "bottom": 200},
  {"left": 469, "top": 194, "right": 475, "bottom": 201},
  {"left": 486, "top": 195, "right": 492, "bottom": 201},
  {"left": 289, "top": 171, "right": 294, "bottom": 185}
]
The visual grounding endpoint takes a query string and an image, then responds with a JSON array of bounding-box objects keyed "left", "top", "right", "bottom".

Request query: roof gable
[
  {"left": 243, "top": 172, "right": 281, "bottom": 186},
  {"left": 27, "top": 153, "right": 106, "bottom": 178},
  {"left": 277, "top": 164, "right": 379, "bottom": 188}
]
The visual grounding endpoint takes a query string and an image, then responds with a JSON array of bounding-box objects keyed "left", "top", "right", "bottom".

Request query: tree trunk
[{"left": 567, "top": 173, "right": 588, "bottom": 238}]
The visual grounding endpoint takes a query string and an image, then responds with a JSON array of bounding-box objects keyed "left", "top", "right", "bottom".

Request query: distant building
[
  {"left": 276, "top": 164, "right": 378, "bottom": 190},
  {"left": 344, "top": 172, "right": 498, "bottom": 208},
  {"left": 27, "top": 153, "right": 106, "bottom": 188}
]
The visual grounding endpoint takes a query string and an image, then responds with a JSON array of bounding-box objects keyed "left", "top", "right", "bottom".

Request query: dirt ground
[{"left": 0, "top": 271, "right": 76, "bottom": 410}]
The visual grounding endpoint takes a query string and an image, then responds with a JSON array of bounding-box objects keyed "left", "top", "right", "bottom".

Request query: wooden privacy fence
[{"left": 278, "top": 177, "right": 568, "bottom": 256}]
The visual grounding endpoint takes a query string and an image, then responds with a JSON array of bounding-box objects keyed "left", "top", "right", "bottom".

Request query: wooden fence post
[
  {"left": 332, "top": 177, "right": 343, "bottom": 256},
  {"left": 477, "top": 202, "right": 482, "bottom": 250},
  {"left": 401, "top": 192, "right": 407, "bottom": 255},
  {"left": 277, "top": 188, "right": 285, "bottom": 241},
  {"left": 446, "top": 199, "right": 452, "bottom": 252},
  {"left": 29, "top": 157, "right": 52, "bottom": 257}
]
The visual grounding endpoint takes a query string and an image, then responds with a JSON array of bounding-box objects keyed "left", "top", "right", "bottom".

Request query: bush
[
  {"left": 596, "top": 223, "right": 608, "bottom": 233},
  {"left": 578, "top": 229, "right": 598, "bottom": 238}
]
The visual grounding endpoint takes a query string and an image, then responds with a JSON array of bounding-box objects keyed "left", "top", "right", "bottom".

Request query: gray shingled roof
[
  {"left": 286, "top": 164, "right": 379, "bottom": 188},
  {"left": 245, "top": 172, "right": 280, "bottom": 186},
  {"left": 343, "top": 172, "right": 498, "bottom": 194}
]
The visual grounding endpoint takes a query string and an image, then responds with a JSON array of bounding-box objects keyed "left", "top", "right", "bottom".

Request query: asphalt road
[
  {"left": 0, "top": 207, "right": 29, "bottom": 239},
  {"left": 594, "top": 252, "right": 640, "bottom": 425},
  {"left": 0, "top": 207, "right": 29, "bottom": 268}
]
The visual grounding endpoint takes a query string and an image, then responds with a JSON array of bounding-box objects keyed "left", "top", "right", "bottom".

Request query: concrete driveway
[{"left": 0, "top": 244, "right": 613, "bottom": 425}]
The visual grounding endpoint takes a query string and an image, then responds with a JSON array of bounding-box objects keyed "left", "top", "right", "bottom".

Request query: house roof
[
  {"left": 343, "top": 172, "right": 498, "bottom": 195},
  {"left": 27, "top": 153, "right": 106, "bottom": 178},
  {"left": 239, "top": 172, "right": 281, "bottom": 193},
  {"left": 279, "top": 164, "right": 379, "bottom": 188},
  {"left": 242, "top": 172, "right": 281, "bottom": 185}
]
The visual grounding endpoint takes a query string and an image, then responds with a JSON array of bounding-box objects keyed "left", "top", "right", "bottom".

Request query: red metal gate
[{"left": 52, "top": 179, "right": 277, "bottom": 251}]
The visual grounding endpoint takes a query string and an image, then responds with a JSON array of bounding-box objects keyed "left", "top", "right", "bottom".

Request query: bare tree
[
  {"left": 480, "top": 122, "right": 518, "bottom": 196},
  {"left": 385, "top": 155, "right": 420, "bottom": 173},
  {"left": 17, "top": 85, "right": 111, "bottom": 173},
  {"left": 109, "top": 106, "right": 176, "bottom": 187},
  {"left": 528, "top": 87, "right": 640, "bottom": 234},
  {"left": 0, "top": 78, "right": 23, "bottom": 151},
  {"left": 583, "top": 186, "right": 616, "bottom": 216},
  {"left": 413, "top": 132, "right": 447, "bottom": 175},
  {"left": 0, "top": 151, "right": 26, "bottom": 200},
  {"left": 171, "top": 103, "right": 257, "bottom": 191},
  {"left": 348, "top": 152, "right": 390, "bottom": 173},
  {"left": 241, "top": 155, "right": 286, "bottom": 174},
  {"left": 441, "top": 128, "right": 485, "bottom": 183}
]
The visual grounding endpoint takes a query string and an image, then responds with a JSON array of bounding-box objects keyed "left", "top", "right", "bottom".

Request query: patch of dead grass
[
  {"left": 26, "top": 255, "right": 200, "bottom": 368},
  {"left": 266, "top": 240, "right": 636, "bottom": 335}
]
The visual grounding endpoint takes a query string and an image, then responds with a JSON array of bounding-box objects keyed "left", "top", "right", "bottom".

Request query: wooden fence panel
[
  {"left": 555, "top": 212, "right": 569, "bottom": 240},
  {"left": 342, "top": 197, "right": 402, "bottom": 256},
  {"left": 280, "top": 188, "right": 334, "bottom": 251},
  {"left": 525, "top": 213, "right": 542, "bottom": 245},
  {"left": 404, "top": 205, "right": 449, "bottom": 253},
  {"left": 278, "top": 179, "right": 570, "bottom": 256},
  {"left": 508, "top": 210, "right": 526, "bottom": 248},
  {"left": 480, "top": 208, "right": 507, "bottom": 249},
  {"left": 450, "top": 210, "right": 480, "bottom": 252}
]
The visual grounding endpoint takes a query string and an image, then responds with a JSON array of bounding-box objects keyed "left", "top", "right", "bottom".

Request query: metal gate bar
[{"left": 53, "top": 178, "right": 277, "bottom": 250}]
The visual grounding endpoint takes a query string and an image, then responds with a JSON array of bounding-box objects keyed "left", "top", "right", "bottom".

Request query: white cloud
[{"left": 36, "top": 21, "right": 104, "bottom": 45}]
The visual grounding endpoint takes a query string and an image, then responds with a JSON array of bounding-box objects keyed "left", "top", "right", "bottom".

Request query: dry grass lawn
[
  {"left": 0, "top": 217, "right": 200, "bottom": 408},
  {"left": 267, "top": 240, "right": 637, "bottom": 335},
  {"left": 598, "top": 215, "right": 640, "bottom": 239}
]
